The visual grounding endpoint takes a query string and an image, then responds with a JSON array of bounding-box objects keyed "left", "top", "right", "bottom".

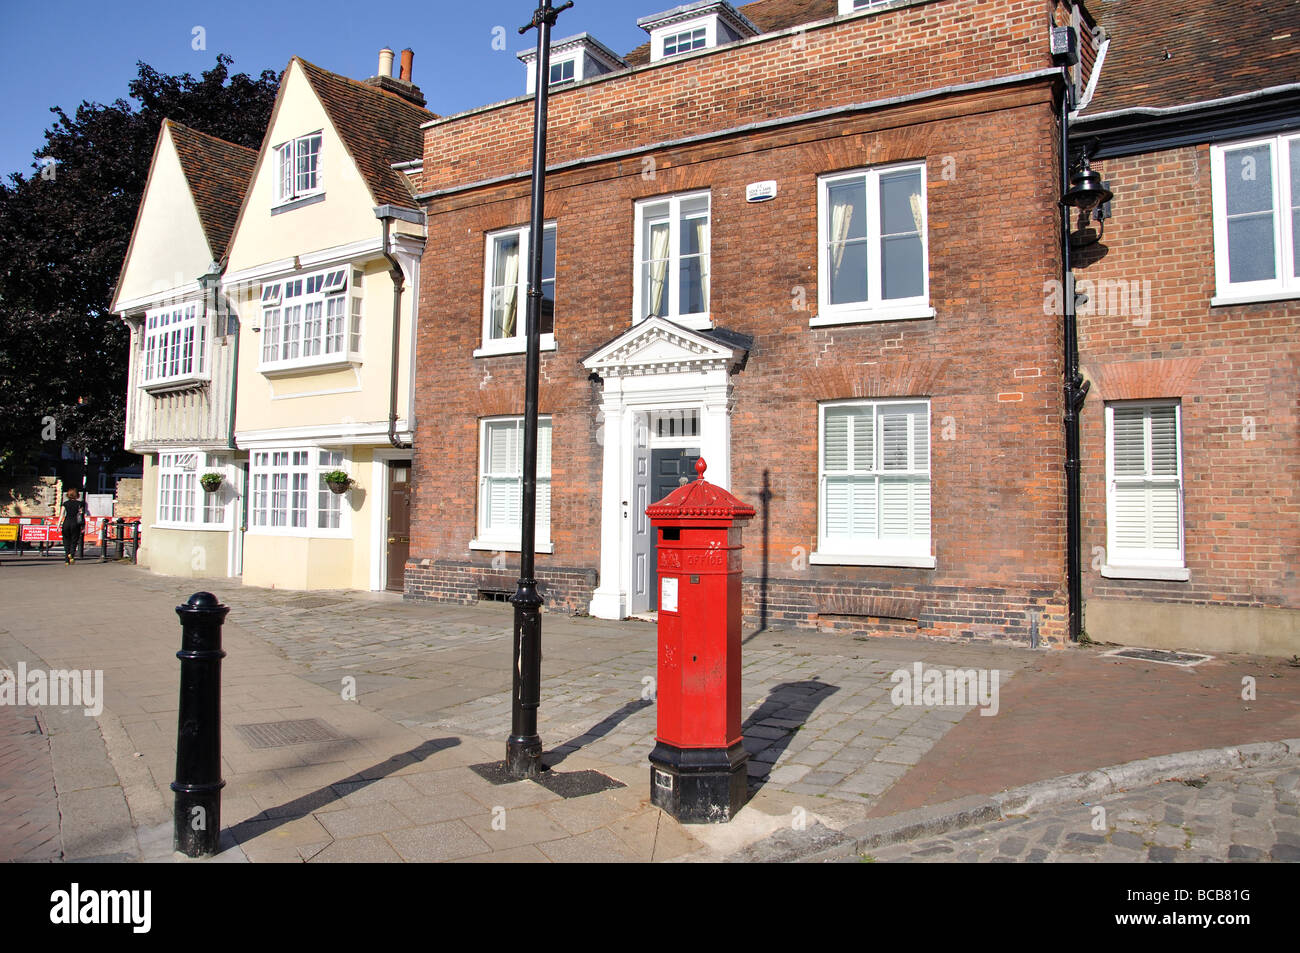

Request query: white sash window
[
  {"left": 634, "top": 191, "right": 710, "bottom": 330},
  {"left": 1211, "top": 133, "right": 1300, "bottom": 303},
  {"left": 480, "top": 223, "right": 556, "bottom": 355},
  {"left": 814, "top": 400, "right": 933, "bottom": 566},
  {"left": 816, "top": 163, "right": 930, "bottom": 325},
  {"left": 1106, "top": 402, "right": 1185, "bottom": 572},
  {"left": 475, "top": 417, "right": 552, "bottom": 551}
]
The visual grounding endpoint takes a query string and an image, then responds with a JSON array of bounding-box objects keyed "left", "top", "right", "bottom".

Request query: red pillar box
[{"left": 646, "top": 458, "right": 754, "bottom": 823}]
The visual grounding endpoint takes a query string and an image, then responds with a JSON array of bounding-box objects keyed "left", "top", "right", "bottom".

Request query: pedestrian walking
[{"left": 60, "top": 488, "right": 85, "bottom": 565}]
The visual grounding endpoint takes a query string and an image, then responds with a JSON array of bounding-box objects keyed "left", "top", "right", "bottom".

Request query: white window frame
[
  {"left": 549, "top": 57, "right": 577, "bottom": 86},
  {"left": 650, "top": 17, "right": 716, "bottom": 61},
  {"left": 1102, "top": 401, "right": 1188, "bottom": 580},
  {"left": 470, "top": 416, "right": 553, "bottom": 554},
  {"left": 156, "top": 451, "right": 230, "bottom": 530},
  {"left": 142, "top": 302, "right": 208, "bottom": 388},
  {"left": 815, "top": 162, "right": 933, "bottom": 326},
  {"left": 633, "top": 190, "right": 712, "bottom": 331},
  {"left": 258, "top": 266, "right": 360, "bottom": 373},
  {"left": 839, "top": 0, "right": 894, "bottom": 14},
  {"left": 811, "top": 399, "right": 935, "bottom": 568},
  {"left": 248, "top": 448, "right": 351, "bottom": 538},
  {"left": 476, "top": 222, "right": 558, "bottom": 357},
  {"left": 1210, "top": 132, "right": 1300, "bottom": 305},
  {"left": 274, "top": 131, "right": 324, "bottom": 206}
]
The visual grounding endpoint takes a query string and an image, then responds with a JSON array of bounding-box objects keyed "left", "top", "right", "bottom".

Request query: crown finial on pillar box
[{"left": 695, "top": 458, "right": 707, "bottom": 481}]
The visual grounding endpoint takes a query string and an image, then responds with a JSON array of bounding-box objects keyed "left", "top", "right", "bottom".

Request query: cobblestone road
[{"left": 862, "top": 766, "right": 1300, "bottom": 863}]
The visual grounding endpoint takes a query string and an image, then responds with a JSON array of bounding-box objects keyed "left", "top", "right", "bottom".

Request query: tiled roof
[
  {"left": 1084, "top": 0, "right": 1300, "bottom": 115},
  {"left": 167, "top": 121, "right": 257, "bottom": 261},
  {"left": 623, "top": 0, "right": 837, "bottom": 67},
  {"left": 295, "top": 58, "right": 436, "bottom": 209}
]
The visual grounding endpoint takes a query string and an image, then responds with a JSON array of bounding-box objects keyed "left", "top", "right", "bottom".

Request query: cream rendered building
[
  {"left": 222, "top": 55, "right": 430, "bottom": 592},
  {"left": 113, "top": 121, "right": 257, "bottom": 579}
]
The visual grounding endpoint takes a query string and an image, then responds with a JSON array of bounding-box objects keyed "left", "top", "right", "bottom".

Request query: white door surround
[{"left": 582, "top": 317, "right": 748, "bottom": 620}]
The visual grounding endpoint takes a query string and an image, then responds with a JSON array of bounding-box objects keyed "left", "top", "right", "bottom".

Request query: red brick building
[
  {"left": 405, "top": 0, "right": 1109, "bottom": 648},
  {"left": 1071, "top": 0, "right": 1299, "bottom": 655}
]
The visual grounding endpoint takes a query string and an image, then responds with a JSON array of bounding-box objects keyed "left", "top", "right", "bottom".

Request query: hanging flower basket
[
  {"left": 324, "top": 471, "right": 353, "bottom": 494},
  {"left": 199, "top": 473, "right": 224, "bottom": 493}
]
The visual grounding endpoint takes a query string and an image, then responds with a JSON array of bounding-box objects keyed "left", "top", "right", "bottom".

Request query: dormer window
[
  {"left": 549, "top": 58, "right": 576, "bottom": 86},
  {"left": 638, "top": 1, "right": 758, "bottom": 64},
  {"left": 839, "top": 0, "right": 894, "bottom": 12},
  {"left": 274, "top": 131, "right": 323, "bottom": 206},
  {"left": 519, "top": 34, "right": 627, "bottom": 94},
  {"left": 663, "top": 27, "right": 707, "bottom": 57}
]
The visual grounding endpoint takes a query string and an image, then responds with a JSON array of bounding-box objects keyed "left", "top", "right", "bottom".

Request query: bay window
[
  {"left": 250, "top": 448, "right": 350, "bottom": 535},
  {"left": 158, "top": 451, "right": 228, "bottom": 528},
  {"left": 143, "top": 302, "right": 206, "bottom": 386},
  {"left": 260, "top": 266, "right": 360, "bottom": 371}
]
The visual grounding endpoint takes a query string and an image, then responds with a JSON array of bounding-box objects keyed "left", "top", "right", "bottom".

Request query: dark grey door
[{"left": 648, "top": 447, "right": 699, "bottom": 611}]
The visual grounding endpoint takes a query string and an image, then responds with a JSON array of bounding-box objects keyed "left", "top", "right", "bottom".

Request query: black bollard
[
  {"left": 115, "top": 518, "right": 125, "bottom": 559},
  {"left": 132, "top": 521, "right": 141, "bottom": 563},
  {"left": 171, "top": 592, "right": 228, "bottom": 857}
]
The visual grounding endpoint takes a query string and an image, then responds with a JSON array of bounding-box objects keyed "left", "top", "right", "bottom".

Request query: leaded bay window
[
  {"left": 275, "top": 132, "right": 323, "bottom": 205},
  {"left": 250, "top": 449, "right": 349, "bottom": 534},
  {"left": 1211, "top": 133, "right": 1300, "bottom": 302},
  {"left": 635, "top": 191, "right": 710, "bottom": 328},
  {"left": 815, "top": 400, "right": 932, "bottom": 564},
  {"left": 475, "top": 417, "right": 552, "bottom": 550},
  {"left": 481, "top": 223, "right": 555, "bottom": 355},
  {"left": 143, "top": 302, "right": 206, "bottom": 386},
  {"left": 158, "top": 451, "right": 227, "bottom": 528},
  {"left": 816, "top": 163, "right": 929, "bottom": 324},
  {"left": 259, "top": 266, "right": 359, "bottom": 371},
  {"left": 1105, "top": 402, "right": 1185, "bottom": 573}
]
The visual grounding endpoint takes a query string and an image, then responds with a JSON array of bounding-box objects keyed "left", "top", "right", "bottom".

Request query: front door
[
  {"left": 648, "top": 447, "right": 700, "bottom": 611},
  {"left": 386, "top": 460, "right": 412, "bottom": 592},
  {"left": 630, "top": 422, "right": 652, "bottom": 615}
]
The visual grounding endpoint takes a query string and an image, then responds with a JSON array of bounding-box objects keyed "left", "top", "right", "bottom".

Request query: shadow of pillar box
[{"left": 646, "top": 459, "right": 754, "bottom": 824}]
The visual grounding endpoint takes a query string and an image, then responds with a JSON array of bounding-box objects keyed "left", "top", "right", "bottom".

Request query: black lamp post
[{"left": 508, "top": 0, "right": 572, "bottom": 780}]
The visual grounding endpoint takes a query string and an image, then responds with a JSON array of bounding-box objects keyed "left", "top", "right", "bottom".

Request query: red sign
[{"left": 20, "top": 525, "right": 59, "bottom": 543}]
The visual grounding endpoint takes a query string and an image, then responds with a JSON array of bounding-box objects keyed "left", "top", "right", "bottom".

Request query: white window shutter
[
  {"left": 824, "top": 409, "right": 850, "bottom": 471},
  {"left": 1112, "top": 407, "right": 1147, "bottom": 476}
]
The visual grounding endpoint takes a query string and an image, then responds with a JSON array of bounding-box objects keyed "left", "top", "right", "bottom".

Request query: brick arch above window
[
  {"left": 1087, "top": 358, "right": 1204, "bottom": 401},
  {"left": 473, "top": 380, "right": 567, "bottom": 419},
  {"left": 807, "top": 357, "right": 948, "bottom": 402}
]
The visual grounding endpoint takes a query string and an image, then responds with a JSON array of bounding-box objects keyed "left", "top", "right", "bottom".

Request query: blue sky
[{"left": 0, "top": 0, "right": 657, "bottom": 180}]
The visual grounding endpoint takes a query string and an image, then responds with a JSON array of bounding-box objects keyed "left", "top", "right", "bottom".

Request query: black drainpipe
[
  {"left": 379, "top": 214, "right": 411, "bottom": 451},
  {"left": 1060, "top": 79, "right": 1089, "bottom": 643}
]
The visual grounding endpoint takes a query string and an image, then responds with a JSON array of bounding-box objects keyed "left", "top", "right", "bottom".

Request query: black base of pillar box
[{"left": 648, "top": 741, "right": 748, "bottom": 823}]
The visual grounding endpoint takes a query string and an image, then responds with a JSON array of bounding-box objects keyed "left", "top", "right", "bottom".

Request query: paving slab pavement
[{"left": 1, "top": 559, "right": 1297, "bottom": 863}]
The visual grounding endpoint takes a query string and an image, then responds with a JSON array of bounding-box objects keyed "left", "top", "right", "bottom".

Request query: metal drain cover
[
  {"left": 235, "top": 718, "right": 345, "bottom": 749},
  {"left": 1103, "top": 647, "right": 1213, "bottom": 667}
]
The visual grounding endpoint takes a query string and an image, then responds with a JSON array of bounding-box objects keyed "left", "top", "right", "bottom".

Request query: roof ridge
[
  {"left": 293, "top": 56, "right": 436, "bottom": 120},
  {"left": 164, "top": 118, "right": 259, "bottom": 158}
]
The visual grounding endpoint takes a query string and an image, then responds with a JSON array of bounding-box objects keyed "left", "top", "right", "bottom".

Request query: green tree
[{"left": 0, "top": 54, "right": 278, "bottom": 477}]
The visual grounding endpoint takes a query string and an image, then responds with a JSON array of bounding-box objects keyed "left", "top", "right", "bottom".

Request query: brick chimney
[{"left": 364, "top": 47, "right": 425, "bottom": 107}]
